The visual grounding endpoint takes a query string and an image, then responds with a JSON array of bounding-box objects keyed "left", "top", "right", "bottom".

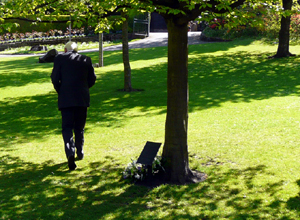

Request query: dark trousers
[{"left": 61, "top": 107, "right": 87, "bottom": 158}]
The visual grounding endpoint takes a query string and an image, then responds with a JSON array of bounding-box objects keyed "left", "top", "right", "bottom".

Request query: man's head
[{"left": 64, "top": 41, "right": 78, "bottom": 53}]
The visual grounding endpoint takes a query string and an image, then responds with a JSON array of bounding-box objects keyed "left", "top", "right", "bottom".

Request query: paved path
[
  {"left": 82, "top": 32, "right": 203, "bottom": 53},
  {"left": 0, "top": 31, "right": 204, "bottom": 58}
]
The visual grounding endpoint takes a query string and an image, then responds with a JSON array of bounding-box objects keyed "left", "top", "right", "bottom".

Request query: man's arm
[
  {"left": 51, "top": 56, "right": 61, "bottom": 93},
  {"left": 87, "top": 57, "right": 96, "bottom": 88}
]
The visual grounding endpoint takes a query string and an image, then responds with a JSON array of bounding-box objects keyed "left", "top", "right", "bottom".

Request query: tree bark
[
  {"left": 99, "top": 32, "right": 104, "bottom": 67},
  {"left": 122, "top": 11, "right": 132, "bottom": 91},
  {"left": 162, "top": 17, "right": 192, "bottom": 184},
  {"left": 273, "top": 0, "right": 295, "bottom": 58}
]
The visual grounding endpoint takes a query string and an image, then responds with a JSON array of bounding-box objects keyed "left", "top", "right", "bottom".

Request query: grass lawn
[{"left": 1, "top": 39, "right": 300, "bottom": 219}]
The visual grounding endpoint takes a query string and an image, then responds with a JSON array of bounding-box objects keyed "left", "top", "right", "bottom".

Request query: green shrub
[
  {"left": 290, "top": 14, "right": 300, "bottom": 40},
  {"left": 202, "top": 25, "right": 261, "bottom": 40},
  {"left": 202, "top": 27, "right": 228, "bottom": 39},
  {"left": 261, "top": 11, "right": 281, "bottom": 40},
  {"left": 0, "top": 19, "right": 68, "bottom": 34},
  {"left": 203, "top": 12, "right": 300, "bottom": 41},
  {"left": 261, "top": 11, "right": 300, "bottom": 41}
]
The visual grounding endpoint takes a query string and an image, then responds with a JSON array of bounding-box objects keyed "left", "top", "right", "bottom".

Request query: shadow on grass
[
  {"left": 0, "top": 154, "right": 148, "bottom": 219},
  {"left": 0, "top": 56, "right": 52, "bottom": 89},
  {"left": 137, "top": 164, "right": 300, "bottom": 219},
  {"left": 1, "top": 43, "right": 300, "bottom": 147},
  {"left": 189, "top": 51, "right": 300, "bottom": 111},
  {"left": 188, "top": 38, "right": 256, "bottom": 55},
  {"left": 1, "top": 154, "right": 297, "bottom": 219},
  {"left": 287, "top": 179, "right": 300, "bottom": 211},
  {"left": 0, "top": 54, "right": 168, "bottom": 147},
  {"left": 0, "top": 92, "right": 61, "bottom": 148},
  {"left": 1, "top": 40, "right": 300, "bottom": 218}
]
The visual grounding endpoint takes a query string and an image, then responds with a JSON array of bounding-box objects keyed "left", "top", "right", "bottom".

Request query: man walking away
[{"left": 51, "top": 41, "right": 96, "bottom": 170}]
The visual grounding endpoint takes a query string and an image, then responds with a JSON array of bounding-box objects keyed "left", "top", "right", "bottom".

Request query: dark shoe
[
  {"left": 68, "top": 155, "right": 77, "bottom": 170},
  {"left": 77, "top": 153, "right": 84, "bottom": 160}
]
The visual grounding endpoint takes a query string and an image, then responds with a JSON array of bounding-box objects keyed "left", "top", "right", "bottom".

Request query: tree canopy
[{"left": 1, "top": 0, "right": 289, "bottom": 33}]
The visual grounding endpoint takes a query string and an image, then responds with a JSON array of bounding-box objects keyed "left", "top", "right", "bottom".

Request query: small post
[
  {"left": 69, "top": 14, "right": 72, "bottom": 42},
  {"left": 99, "top": 32, "right": 103, "bottom": 67},
  {"left": 147, "top": 12, "right": 151, "bottom": 37}
]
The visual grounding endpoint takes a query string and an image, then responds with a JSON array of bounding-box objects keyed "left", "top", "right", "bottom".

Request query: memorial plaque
[{"left": 137, "top": 141, "right": 161, "bottom": 165}]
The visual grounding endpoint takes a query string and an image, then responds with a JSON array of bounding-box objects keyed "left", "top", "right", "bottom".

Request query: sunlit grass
[{"left": 1, "top": 39, "right": 300, "bottom": 219}]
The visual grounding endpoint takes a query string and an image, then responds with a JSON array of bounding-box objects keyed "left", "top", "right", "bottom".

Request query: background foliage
[{"left": 202, "top": 1, "right": 300, "bottom": 41}]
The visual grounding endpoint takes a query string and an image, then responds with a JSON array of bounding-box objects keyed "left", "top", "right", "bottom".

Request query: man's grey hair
[{"left": 65, "top": 41, "right": 78, "bottom": 52}]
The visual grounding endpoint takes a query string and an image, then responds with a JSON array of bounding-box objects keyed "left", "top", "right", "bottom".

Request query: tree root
[
  {"left": 186, "top": 170, "right": 208, "bottom": 184},
  {"left": 268, "top": 52, "right": 296, "bottom": 59}
]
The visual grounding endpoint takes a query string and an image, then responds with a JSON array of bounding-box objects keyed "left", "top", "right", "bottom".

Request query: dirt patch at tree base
[{"left": 135, "top": 170, "right": 207, "bottom": 188}]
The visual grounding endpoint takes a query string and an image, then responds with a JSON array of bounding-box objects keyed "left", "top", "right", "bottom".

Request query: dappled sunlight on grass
[
  {"left": 0, "top": 93, "right": 60, "bottom": 147},
  {"left": 0, "top": 155, "right": 151, "bottom": 219},
  {"left": 189, "top": 49, "right": 300, "bottom": 111},
  {"left": 2, "top": 153, "right": 299, "bottom": 219},
  {"left": 1, "top": 39, "right": 300, "bottom": 219}
]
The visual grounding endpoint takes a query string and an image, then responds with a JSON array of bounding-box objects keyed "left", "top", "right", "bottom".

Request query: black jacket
[{"left": 51, "top": 51, "right": 96, "bottom": 110}]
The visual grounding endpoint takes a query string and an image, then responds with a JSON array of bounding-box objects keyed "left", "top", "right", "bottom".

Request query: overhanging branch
[
  {"left": 183, "top": 0, "right": 247, "bottom": 23},
  {"left": 3, "top": 17, "right": 69, "bottom": 23}
]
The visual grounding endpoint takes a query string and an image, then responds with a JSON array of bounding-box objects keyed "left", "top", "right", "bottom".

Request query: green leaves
[{"left": 0, "top": 0, "right": 286, "bottom": 38}]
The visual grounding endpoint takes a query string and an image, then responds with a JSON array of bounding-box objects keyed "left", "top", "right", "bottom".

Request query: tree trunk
[
  {"left": 162, "top": 17, "right": 192, "bottom": 184},
  {"left": 122, "top": 11, "right": 132, "bottom": 91},
  {"left": 99, "top": 32, "right": 104, "bottom": 67},
  {"left": 273, "top": 0, "right": 294, "bottom": 58}
]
